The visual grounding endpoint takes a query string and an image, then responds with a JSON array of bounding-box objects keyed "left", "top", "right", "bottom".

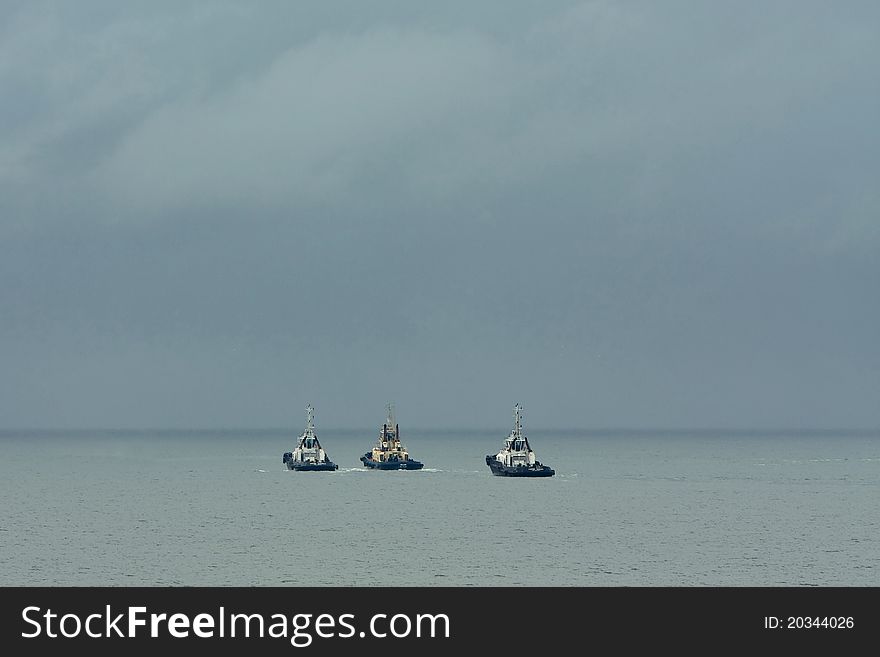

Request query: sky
[{"left": 1, "top": 1, "right": 878, "bottom": 430}]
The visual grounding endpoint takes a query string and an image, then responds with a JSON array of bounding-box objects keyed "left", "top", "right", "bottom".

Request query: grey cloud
[{"left": 1, "top": 1, "right": 878, "bottom": 429}]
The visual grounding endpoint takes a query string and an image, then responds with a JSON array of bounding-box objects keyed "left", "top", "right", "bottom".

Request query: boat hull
[
  {"left": 283, "top": 453, "right": 338, "bottom": 471},
  {"left": 360, "top": 454, "right": 424, "bottom": 470},
  {"left": 485, "top": 455, "right": 554, "bottom": 477},
  {"left": 286, "top": 461, "right": 338, "bottom": 471}
]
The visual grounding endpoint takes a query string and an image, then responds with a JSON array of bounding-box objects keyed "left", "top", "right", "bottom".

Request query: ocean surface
[{"left": 1, "top": 429, "right": 878, "bottom": 586}]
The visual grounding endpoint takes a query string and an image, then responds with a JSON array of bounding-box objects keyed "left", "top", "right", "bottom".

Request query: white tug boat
[
  {"left": 360, "top": 404, "right": 424, "bottom": 470},
  {"left": 486, "top": 404, "right": 555, "bottom": 477},
  {"left": 282, "top": 404, "right": 338, "bottom": 472}
]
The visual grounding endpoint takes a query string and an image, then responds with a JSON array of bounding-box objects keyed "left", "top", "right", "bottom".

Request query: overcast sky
[{"left": 1, "top": 1, "right": 878, "bottom": 430}]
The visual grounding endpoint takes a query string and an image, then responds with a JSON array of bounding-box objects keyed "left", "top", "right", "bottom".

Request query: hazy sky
[{"left": 1, "top": 1, "right": 878, "bottom": 430}]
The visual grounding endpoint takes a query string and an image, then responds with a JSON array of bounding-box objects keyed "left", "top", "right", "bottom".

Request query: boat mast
[
  {"left": 513, "top": 403, "right": 523, "bottom": 440},
  {"left": 386, "top": 402, "right": 395, "bottom": 430},
  {"left": 305, "top": 403, "right": 315, "bottom": 438}
]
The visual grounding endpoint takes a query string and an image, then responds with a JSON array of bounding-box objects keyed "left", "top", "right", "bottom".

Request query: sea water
[{"left": 1, "top": 429, "right": 877, "bottom": 586}]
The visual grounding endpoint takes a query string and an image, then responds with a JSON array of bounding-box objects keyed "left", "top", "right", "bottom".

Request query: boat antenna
[
  {"left": 306, "top": 403, "right": 315, "bottom": 436},
  {"left": 386, "top": 402, "right": 395, "bottom": 429}
]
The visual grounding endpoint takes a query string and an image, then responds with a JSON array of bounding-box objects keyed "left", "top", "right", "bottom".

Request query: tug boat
[
  {"left": 282, "top": 404, "right": 338, "bottom": 471},
  {"left": 486, "top": 404, "right": 555, "bottom": 477},
  {"left": 360, "top": 404, "right": 424, "bottom": 470}
]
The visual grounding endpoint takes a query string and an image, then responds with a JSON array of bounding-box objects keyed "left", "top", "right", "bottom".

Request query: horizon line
[{"left": 2, "top": 426, "right": 878, "bottom": 435}]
